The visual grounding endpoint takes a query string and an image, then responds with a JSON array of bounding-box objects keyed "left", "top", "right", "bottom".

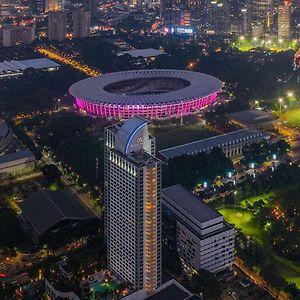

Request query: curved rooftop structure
[
  {"left": 0, "top": 119, "right": 13, "bottom": 153},
  {"left": 70, "top": 69, "right": 222, "bottom": 119}
]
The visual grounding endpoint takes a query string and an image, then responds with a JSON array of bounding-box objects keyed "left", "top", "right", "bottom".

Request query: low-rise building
[
  {"left": 0, "top": 58, "right": 60, "bottom": 79},
  {"left": 0, "top": 149, "right": 35, "bottom": 178},
  {"left": 162, "top": 184, "right": 235, "bottom": 274},
  {"left": 159, "top": 128, "right": 269, "bottom": 160},
  {"left": 19, "top": 189, "right": 94, "bottom": 243},
  {"left": 228, "top": 109, "right": 278, "bottom": 129},
  {"left": 123, "top": 279, "right": 197, "bottom": 300},
  {"left": 118, "top": 48, "right": 165, "bottom": 61}
]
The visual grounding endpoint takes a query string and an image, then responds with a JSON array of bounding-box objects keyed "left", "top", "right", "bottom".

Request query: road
[
  {"left": 274, "top": 122, "right": 300, "bottom": 160},
  {"left": 42, "top": 154, "right": 102, "bottom": 218},
  {"left": 36, "top": 47, "right": 101, "bottom": 77},
  {"left": 234, "top": 258, "right": 290, "bottom": 300}
]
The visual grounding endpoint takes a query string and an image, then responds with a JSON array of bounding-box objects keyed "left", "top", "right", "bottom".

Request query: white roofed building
[{"left": 0, "top": 58, "right": 60, "bottom": 79}]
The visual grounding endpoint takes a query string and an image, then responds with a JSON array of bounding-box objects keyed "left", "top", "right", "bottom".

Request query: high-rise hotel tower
[{"left": 104, "top": 117, "right": 161, "bottom": 295}]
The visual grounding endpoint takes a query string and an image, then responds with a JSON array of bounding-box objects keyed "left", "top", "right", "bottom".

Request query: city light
[{"left": 36, "top": 47, "right": 101, "bottom": 77}]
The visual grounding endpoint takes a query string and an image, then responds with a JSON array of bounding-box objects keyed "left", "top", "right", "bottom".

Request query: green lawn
[
  {"left": 150, "top": 125, "right": 216, "bottom": 150},
  {"left": 219, "top": 207, "right": 300, "bottom": 288},
  {"left": 240, "top": 192, "right": 275, "bottom": 207},
  {"left": 274, "top": 255, "right": 300, "bottom": 288},
  {"left": 218, "top": 208, "right": 263, "bottom": 242},
  {"left": 285, "top": 109, "right": 300, "bottom": 128}
]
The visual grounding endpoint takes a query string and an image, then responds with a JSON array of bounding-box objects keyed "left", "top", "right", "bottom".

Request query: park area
[
  {"left": 284, "top": 108, "right": 300, "bottom": 128},
  {"left": 218, "top": 193, "right": 300, "bottom": 288}
]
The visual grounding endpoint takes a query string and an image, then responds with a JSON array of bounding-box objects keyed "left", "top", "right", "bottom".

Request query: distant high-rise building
[
  {"left": 241, "top": 8, "right": 251, "bottom": 34},
  {"left": 3, "top": 26, "right": 35, "bottom": 47},
  {"left": 89, "top": 0, "right": 98, "bottom": 17},
  {"left": 45, "top": 0, "right": 64, "bottom": 12},
  {"left": 160, "top": 0, "right": 181, "bottom": 27},
  {"left": 251, "top": 23, "right": 264, "bottom": 38},
  {"left": 251, "top": 0, "right": 273, "bottom": 32},
  {"left": 206, "top": 0, "right": 230, "bottom": 35},
  {"left": 73, "top": 8, "right": 91, "bottom": 38},
  {"left": 104, "top": 117, "right": 161, "bottom": 295},
  {"left": 278, "top": 2, "right": 291, "bottom": 39},
  {"left": 48, "top": 11, "right": 66, "bottom": 41}
]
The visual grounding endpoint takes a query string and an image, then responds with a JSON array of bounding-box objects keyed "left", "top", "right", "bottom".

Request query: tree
[{"left": 189, "top": 269, "right": 222, "bottom": 300}]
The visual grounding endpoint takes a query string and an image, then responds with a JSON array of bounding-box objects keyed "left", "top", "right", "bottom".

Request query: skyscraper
[
  {"left": 73, "top": 8, "right": 91, "bottom": 38},
  {"left": 104, "top": 117, "right": 161, "bottom": 295},
  {"left": 240, "top": 8, "right": 251, "bottom": 34},
  {"left": 89, "top": 0, "right": 98, "bottom": 17},
  {"left": 278, "top": 1, "right": 291, "bottom": 39},
  {"left": 48, "top": 11, "right": 66, "bottom": 41},
  {"left": 206, "top": 0, "right": 230, "bottom": 35},
  {"left": 251, "top": 0, "right": 273, "bottom": 32}
]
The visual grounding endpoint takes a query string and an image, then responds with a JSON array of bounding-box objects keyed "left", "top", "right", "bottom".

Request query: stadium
[{"left": 69, "top": 69, "right": 223, "bottom": 119}]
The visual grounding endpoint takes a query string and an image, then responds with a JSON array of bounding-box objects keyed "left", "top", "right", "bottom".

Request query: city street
[{"left": 42, "top": 153, "right": 102, "bottom": 218}]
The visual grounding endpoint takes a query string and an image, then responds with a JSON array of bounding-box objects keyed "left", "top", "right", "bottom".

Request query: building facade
[
  {"left": 48, "top": 11, "right": 66, "bottom": 41},
  {"left": 104, "top": 117, "right": 161, "bottom": 295},
  {"left": 159, "top": 129, "right": 269, "bottom": 160},
  {"left": 278, "top": 3, "right": 291, "bottom": 39},
  {"left": 3, "top": 26, "right": 35, "bottom": 47},
  {"left": 162, "top": 185, "right": 235, "bottom": 274},
  {"left": 73, "top": 8, "right": 91, "bottom": 38}
]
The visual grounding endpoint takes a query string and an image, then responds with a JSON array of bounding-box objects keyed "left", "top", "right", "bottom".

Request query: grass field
[
  {"left": 219, "top": 206, "right": 300, "bottom": 288},
  {"left": 284, "top": 109, "right": 300, "bottom": 128},
  {"left": 218, "top": 208, "right": 263, "bottom": 242},
  {"left": 240, "top": 192, "right": 275, "bottom": 207},
  {"left": 150, "top": 125, "right": 216, "bottom": 150}
]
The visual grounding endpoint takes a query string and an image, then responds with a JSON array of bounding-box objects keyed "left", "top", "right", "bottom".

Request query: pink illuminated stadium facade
[{"left": 70, "top": 70, "right": 222, "bottom": 120}]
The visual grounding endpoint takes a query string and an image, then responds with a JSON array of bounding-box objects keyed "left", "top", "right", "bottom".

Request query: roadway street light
[
  {"left": 278, "top": 97, "right": 283, "bottom": 114},
  {"left": 287, "top": 91, "right": 294, "bottom": 108}
]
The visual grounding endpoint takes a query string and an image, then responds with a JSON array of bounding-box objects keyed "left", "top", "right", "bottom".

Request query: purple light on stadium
[{"left": 70, "top": 70, "right": 222, "bottom": 120}]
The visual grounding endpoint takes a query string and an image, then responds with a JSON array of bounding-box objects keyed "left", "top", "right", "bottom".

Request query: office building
[
  {"left": 278, "top": 2, "right": 291, "bottom": 39},
  {"left": 48, "top": 11, "right": 66, "bottom": 41},
  {"left": 3, "top": 26, "right": 35, "bottom": 47},
  {"left": 251, "top": 23, "right": 264, "bottom": 39},
  {"left": 240, "top": 8, "right": 251, "bottom": 35},
  {"left": 162, "top": 185, "right": 235, "bottom": 274},
  {"left": 159, "top": 129, "right": 269, "bottom": 160},
  {"left": 251, "top": 0, "right": 273, "bottom": 32},
  {"left": 104, "top": 117, "right": 161, "bottom": 296},
  {"left": 89, "top": 0, "right": 98, "bottom": 17},
  {"left": 160, "top": 0, "right": 179, "bottom": 27},
  {"left": 73, "top": 8, "right": 91, "bottom": 38},
  {"left": 206, "top": 0, "right": 230, "bottom": 35}
]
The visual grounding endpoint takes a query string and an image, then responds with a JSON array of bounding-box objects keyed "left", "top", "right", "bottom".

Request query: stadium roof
[
  {"left": 162, "top": 185, "right": 221, "bottom": 224},
  {"left": 0, "top": 58, "right": 59, "bottom": 73},
  {"left": 118, "top": 48, "right": 165, "bottom": 58},
  {"left": 20, "top": 190, "right": 93, "bottom": 235},
  {"left": 69, "top": 69, "right": 222, "bottom": 106},
  {"left": 160, "top": 129, "right": 267, "bottom": 159}
]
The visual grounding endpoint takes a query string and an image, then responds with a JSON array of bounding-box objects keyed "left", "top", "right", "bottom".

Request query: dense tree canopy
[{"left": 163, "top": 147, "right": 233, "bottom": 189}]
